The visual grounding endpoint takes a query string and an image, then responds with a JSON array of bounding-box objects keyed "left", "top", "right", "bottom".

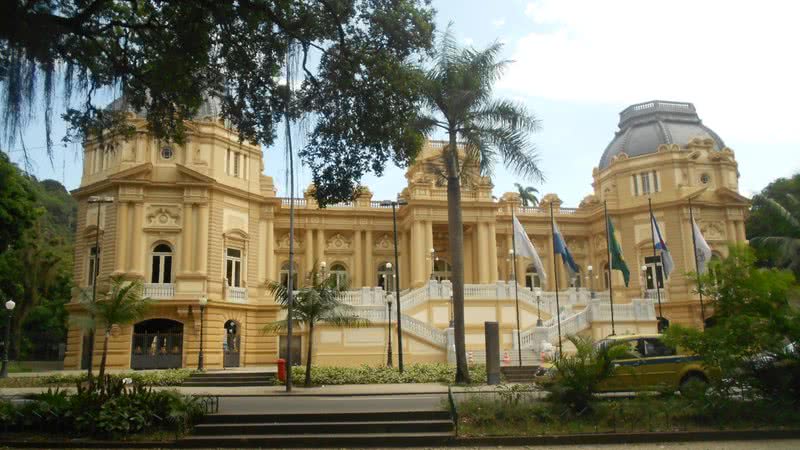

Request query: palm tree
[
  {"left": 264, "top": 266, "right": 370, "bottom": 387},
  {"left": 514, "top": 183, "right": 539, "bottom": 207},
  {"left": 749, "top": 194, "right": 800, "bottom": 274},
  {"left": 416, "top": 30, "right": 543, "bottom": 383},
  {"left": 77, "top": 276, "right": 150, "bottom": 382}
]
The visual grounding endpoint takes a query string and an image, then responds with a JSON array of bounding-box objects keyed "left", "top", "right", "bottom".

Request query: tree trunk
[
  {"left": 446, "top": 131, "right": 470, "bottom": 384},
  {"left": 304, "top": 323, "right": 314, "bottom": 387},
  {"left": 98, "top": 328, "right": 110, "bottom": 383}
]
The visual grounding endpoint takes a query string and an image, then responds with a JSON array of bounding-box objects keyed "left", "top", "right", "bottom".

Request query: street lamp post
[
  {"left": 429, "top": 248, "right": 437, "bottom": 280},
  {"left": 641, "top": 264, "right": 648, "bottom": 298},
  {"left": 0, "top": 300, "right": 16, "bottom": 378},
  {"left": 198, "top": 296, "right": 207, "bottom": 371},
  {"left": 380, "top": 198, "right": 407, "bottom": 372},
  {"left": 535, "top": 291, "right": 543, "bottom": 326},
  {"left": 386, "top": 294, "right": 393, "bottom": 368},
  {"left": 86, "top": 196, "right": 114, "bottom": 385},
  {"left": 319, "top": 261, "right": 327, "bottom": 282},
  {"left": 588, "top": 265, "right": 594, "bottom": 299}
]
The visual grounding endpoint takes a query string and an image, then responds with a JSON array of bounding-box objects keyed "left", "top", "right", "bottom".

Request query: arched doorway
[
  {"left": 131, "top": 319, "right": 183, "bottom": 369},
  {"left": 223, "top": 320, "right": 241, "bottom": 368}
]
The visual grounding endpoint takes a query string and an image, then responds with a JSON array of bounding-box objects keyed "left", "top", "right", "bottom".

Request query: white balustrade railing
[
  {"left": 352, "top": 305, "right": 447, "bottom": 347},
  {"left": 143, "top": 283, "right": 174, "bottom": 299},
  {"left": 227, "top": 286, "right": 247, "bottom": 303}
]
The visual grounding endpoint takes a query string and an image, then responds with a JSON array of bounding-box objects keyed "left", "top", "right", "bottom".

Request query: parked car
[{"left": 537, "top": 334, "right": 713, "bottom": 393}]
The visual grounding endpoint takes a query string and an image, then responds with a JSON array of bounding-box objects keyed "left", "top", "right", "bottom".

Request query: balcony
[
  {"left": 143, "top": 283, "right": 175, "bottom": 299},
  {"left": 227, "top": 286, "right": 248, "bottom": 303}
]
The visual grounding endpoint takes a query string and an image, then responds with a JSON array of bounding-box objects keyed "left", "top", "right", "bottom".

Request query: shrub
[
  {"left": 0, "top": 369, "right": 195, "bottom": 389},
  {"left": 285, "top": 363, "right": 487, "bottom": 385}
]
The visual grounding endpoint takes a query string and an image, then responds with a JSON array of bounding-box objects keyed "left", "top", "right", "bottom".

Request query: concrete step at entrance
[
  {"left": 203, "top": 410, "right": 451, "bottom": 424},
  {"left": 500, "top": 365, "right": 541, "bottom": 383},
  {"left": 181, "top": 431, "right": 454, "bottom": 447},
  {"left": 183, "top": 371, "right": 276, "bottom": 387}
]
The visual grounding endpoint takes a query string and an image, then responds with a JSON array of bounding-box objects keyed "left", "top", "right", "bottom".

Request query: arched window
[
  {"left": 525, "top": 264, "right": 541, "bottom": 289},
  {"left": 569, "top": 266, "right": 583, "bottom": 288},
  {"left": 151, "top": 243, "right": 173, "bottom": 284},
  {"left": 280, "top": 261, "right": 298, "bottom": 290},
  {"left": 377, "top": 262, "right": 392, "bottom": 289},
  {"left": 330, "top": 263, "right": 348, "bottom": 289},
  {"left": 433, "top": 259, "right": 452, "bottom": 281}
]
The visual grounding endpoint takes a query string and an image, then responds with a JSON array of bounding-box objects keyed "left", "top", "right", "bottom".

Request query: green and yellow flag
[{"left": 607, "top": 217, "right": 630, "bottom": 287}]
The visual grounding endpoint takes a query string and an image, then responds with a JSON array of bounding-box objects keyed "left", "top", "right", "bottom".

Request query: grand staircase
[{"left": 181, "top": 410, "right": 455, "bottom": 447}]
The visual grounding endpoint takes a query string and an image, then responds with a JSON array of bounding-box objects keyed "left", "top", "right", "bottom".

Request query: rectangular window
[
  {"left": 632, "top": 175, "right": 639, "bottom": 196},
  {"left": 225, "top": 248, "right": 242, "bottom": 287},
  {"left": 233, "top": 153, "right": 240, "bottom": 177},
  {"left": 151, "top": 255, "right": 161, "bottom": 283},
  {"left": 644, "top": 255, "right": 664, "bottom": 289},
  {"left": 87, "top": 246, "right": 99, "bottom": 286},
  {"left": 653, "top": 170, "right": 660, "bottom": 192},
  {"left": 641, "top": 172, "right": 651, "bottom": 194},
  {"left": 226, "top": 149, "right": 231, "bottom": 175}
]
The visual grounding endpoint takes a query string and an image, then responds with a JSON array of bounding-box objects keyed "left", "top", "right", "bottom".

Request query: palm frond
[{"left": 755, "top": 195, "right": 800, "bottom": 229}]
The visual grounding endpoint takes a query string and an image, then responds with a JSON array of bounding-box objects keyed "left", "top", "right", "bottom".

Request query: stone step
[
  {"left": 184, "top": 375, "right": 275, "bottom": 382},
  {"left": 189, "top": 371, "right": 276, "bottom": 379},
  {"left": 193, "top": 419, "right": 453, "bottom": 435},
  {"left": 202, "top": 410, "right": 452, "bottom": 424},
  {"left": 180, "top": 431, "right": 454, "bottom": 447},
  {"left": 181, "top": 380, "right": 276, "bottom": 387}
]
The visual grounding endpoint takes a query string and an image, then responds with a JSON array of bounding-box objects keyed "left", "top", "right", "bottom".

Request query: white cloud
[
  {"left": 502, "top": 0, "right": 800, "bottom": 144},
  {"left": 492, "top": 18, "right": 506, "bottom": 27},
  {"left": 462, "top": 37, "right": 474, "bottom": 46}
]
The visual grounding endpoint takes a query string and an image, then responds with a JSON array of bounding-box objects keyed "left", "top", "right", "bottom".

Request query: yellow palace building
[{"left": 64, "top": 99, "right": 749, "bottom": 370}]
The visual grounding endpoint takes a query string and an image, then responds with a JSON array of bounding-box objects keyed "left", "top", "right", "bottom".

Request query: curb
[
  {"left": 2, "top": 429, "right": 799, "bottom": 448},
  {"left": 190, "top": 390, "right": 449, "bottom": 397}
]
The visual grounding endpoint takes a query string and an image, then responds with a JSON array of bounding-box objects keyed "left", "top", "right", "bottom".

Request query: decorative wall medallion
[
  {"left": 277, "top": 233, "right": 302, "bottom": 249},
  {"left": 375, "top": 233, "right": 394, "bottom": 250},
  {"left": 327, "top": 233, "right": 352, "bottom": 250},
  {"left": 145, "top": 205, "right": 181, "bottom": 228},
  {"left": 699, "top": 221, "right": 725, "bottom": 240}
]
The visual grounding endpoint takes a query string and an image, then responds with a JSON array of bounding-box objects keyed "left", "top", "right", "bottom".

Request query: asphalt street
[{"left": 217, "top": 393, "right": 448, "bottom": 414}]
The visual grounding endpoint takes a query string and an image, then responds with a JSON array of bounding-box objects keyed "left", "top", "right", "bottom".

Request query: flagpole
[
  {"left": 688, "top": 198, "right": 706, "bottom": 329},
  {"left": 510, "top": 209, "right": 523, "bottom": 367},
  {"left": 648, "top": 197, "right": 665, "bottom": 328},
  {"left": 603, "top": 200, "right": 616, "bottom": 336},
  {"left": 549, "top": 203, "right": 563, "bottom": 358}
]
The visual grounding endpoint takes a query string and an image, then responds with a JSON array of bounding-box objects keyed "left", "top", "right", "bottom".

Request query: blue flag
[
  {"left": 553, "top": 220, "right": 580, "bottom": 275},
  {"left": 650, "top": 213, "right": 674, "bottom": 279}
]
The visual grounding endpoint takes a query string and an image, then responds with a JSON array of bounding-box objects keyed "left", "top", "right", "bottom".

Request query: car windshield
[{"left": 595, "top": 339, "right": 614, "bottom": 351}]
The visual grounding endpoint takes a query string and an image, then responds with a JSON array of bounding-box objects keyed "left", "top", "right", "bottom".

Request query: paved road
[
  {"left": 435, "top": 441, "right": 800, "bottom": 449},
  {"left": 218, "top": 393, "right": 447, "bottom": 414}
]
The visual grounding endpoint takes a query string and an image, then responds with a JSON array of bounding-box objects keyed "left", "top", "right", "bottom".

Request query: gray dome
[
  {"left": 598, "top": 100, "right": 725, "bottom": 169},
  {"left": 106, "top": 94, "right": 222, "bottom": 120}
]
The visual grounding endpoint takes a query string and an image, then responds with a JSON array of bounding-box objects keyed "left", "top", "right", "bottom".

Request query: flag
[
  {"left": 692, "top": 219, "right": 713, "bottom": 274},
  {"left": 607, "top": 217, "right": 630, "bottom": 287},
  {"left": 513, "top": 216, "right": 547, "bottom": 285},
  {"left": 650, "top": 213, "right": 674, "bottom": 278},
  {"left": 553, "top": 219, "right": 580, "bottom": 275}
]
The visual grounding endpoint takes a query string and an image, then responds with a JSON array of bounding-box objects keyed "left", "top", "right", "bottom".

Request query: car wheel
[{"left": 679, "top": 373, "right": 708, "bottom": 395}]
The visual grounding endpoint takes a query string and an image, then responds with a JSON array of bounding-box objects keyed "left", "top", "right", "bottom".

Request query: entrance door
[
  {"left": 81, "top": 334, "right": 92, "bottom": 370},
  {"left": 131, "top": 319, "right": 183, "bottom": 370},
  {"left": 223, "top": 320, "right": 241, "bottom": 368}
]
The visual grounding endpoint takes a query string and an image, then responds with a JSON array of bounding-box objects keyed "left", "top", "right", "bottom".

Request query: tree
[
  {"left": 413, "top": 31, "right": 543, "bottom": 383},
  {"left": 514, "top": 182, "right": 539, "bottom": 207},
  {"left": 0, "top": 152, "right": 37, "bottom": 254},
  {"left": 665, "top": 245, "right": 800, "bottom": 401},
  {"left": 1, "top": 1, "right": 434, "bottom": 169},
  {"left": 747, "top": 175, "right": 800, "bottom": 276},
  {"left": 263, "top": 266, "right": 369, "bottom": 387},
  {"left": 76, "top": 276, "right": 150, "bottom": 382}
]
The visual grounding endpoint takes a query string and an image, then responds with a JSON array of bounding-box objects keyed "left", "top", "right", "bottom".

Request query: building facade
[{"left": 64, "top": 100, "right": 749, "bottom": 370}]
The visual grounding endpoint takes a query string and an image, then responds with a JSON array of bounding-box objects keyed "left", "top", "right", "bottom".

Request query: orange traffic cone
[{"left": 503, "top": 351, "right": 511, "bottom": 366}]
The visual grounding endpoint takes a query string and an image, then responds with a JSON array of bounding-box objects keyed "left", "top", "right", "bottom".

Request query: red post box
[{"left": 277, "top": 358, "right": 286, "bottom": 382}]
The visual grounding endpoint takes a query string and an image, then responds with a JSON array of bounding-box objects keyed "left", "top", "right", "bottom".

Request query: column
[
  {"left": 353, "top": 230, "right": 362, "bottom": 287},
  {"left": 487, "top": 222, "right": 498, "bottom": 282},
  {"left": 477, "top": 222, "right": 488, "bottom": 283},
  {"left": 425, "top": 221, "right": 433, "bottom": 278},
  {"left": 196, "top": 204, "right": 209, "bottom": 275},
  {"left": 258, "top": 219, "right": 266, "bottom": 282},
  {"left": 726, "top": 220, "right": 737, "bottom": 245},
  {"left": 411, "top": 221, "right": 423, "bottom": 286},
  {"left": 464, "top": 231, "right": 474, "bottom": 283},
  {"left": 736, "top": 221, "right": 746, "bottom": 243},
  {"left": 132, "top": 202, "right": 144, "bottom": 275},
  {"left": 316, "top": 229, "right": 325, "bottom": 266},
  {"left": 399, "top": 230, "right": 408, "bottom": 289},
  {"left": 364, "top": 230, "right": 373, "bottom": 287},
  {"left": 181, "top": 203, "right": 193, "bottom": 274},
  {"left": 115, "top": 202, "right": 128, "bottom": 274},
  {"left": 265, "top": 220, "right": 274, "bottom": 282},
  {"left": 547, "top": 231, "right": 556, "bottom": 290},
  {"left": 305, "top": 228, "right": 314, "bottom": 275}
]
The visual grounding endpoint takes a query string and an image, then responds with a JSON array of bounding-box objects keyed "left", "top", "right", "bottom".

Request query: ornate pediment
[
  {"left": 144, "top": 204, "right": 181, "bottom": 232},
  {"left": 326, "top": 233, "right": 352, "bottom": 250},
  {"left": 566, "top": 238, "right": 587, "bottom": 255},
  {"left": 699, "top": 221, "right": 726, "bottom": 241},
  {"left": 277, "top": 233, "right": 302, "bottom": 250},
  {"left": 375, "top": 233, "right": 395, "bottom": 251}
]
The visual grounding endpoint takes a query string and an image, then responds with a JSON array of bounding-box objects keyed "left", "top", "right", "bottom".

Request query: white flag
[
  {"left": 513, "top": 216, "right": 548, "bottom": 285},
  {"left": 692, "top": 219, "right": 713, "bottom": 274}
]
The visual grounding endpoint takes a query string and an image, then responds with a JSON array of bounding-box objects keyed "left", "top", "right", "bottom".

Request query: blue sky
[{"left": 9, "top": 0, "right": 800, "bottom": 206}]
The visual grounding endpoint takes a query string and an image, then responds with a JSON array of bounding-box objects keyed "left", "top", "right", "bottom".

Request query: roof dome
[
  {"left": 598, "top": 100, "right": 725, "bottom": 170},
  {"left": 106, "top": 94, "right": 222, "bottom": 121}
]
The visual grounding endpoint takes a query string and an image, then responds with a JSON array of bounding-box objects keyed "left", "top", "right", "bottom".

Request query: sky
[{"left": 8, "top": 0, "right": 800, "bottom": 207}]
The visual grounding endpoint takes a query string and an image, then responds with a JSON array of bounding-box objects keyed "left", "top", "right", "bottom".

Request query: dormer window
[{"left": 226, "top": 149, "right": 248, "bottom": 179}]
